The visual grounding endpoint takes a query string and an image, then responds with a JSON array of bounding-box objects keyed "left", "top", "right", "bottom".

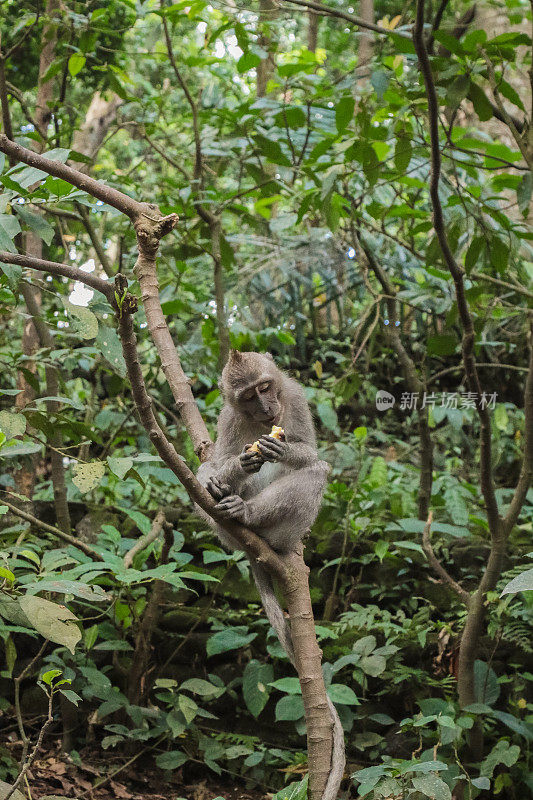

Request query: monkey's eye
[
  {"left": 258, "top": 382, "right": 270, "bottom": 393},
  {"left": 242, "top": 390, "right": 255, "bottom": 401}
]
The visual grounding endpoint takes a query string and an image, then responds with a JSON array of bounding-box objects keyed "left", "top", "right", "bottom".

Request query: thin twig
[
  {"left": 5, "top": 690, "right": 54, "bottom": 800},
  {"left": 2, "top": 498, "right": 104, "bottom": 560},
  {"left": 124, "top": 509, "right": 166, "bottom": 568},
  {"left": 422, "top": 511, "right": 470, "bottom": 602}
]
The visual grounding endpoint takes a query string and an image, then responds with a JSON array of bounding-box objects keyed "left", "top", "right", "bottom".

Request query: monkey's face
[{"left": 236, "top": 379, "right": 283, "bottom": 425}]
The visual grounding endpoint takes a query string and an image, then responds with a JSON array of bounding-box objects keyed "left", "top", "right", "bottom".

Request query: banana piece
[{"left": 248, "top": 425, "right": 285, "bottom": 453}]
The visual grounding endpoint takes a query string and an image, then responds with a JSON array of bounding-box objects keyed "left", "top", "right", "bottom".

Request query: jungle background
[{"left": 0, "top": 0, "right": 532, "bottom": 798}]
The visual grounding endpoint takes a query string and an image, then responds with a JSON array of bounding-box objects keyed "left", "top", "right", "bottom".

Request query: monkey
[{"left": 196, "top": 350, "right": 345, "bottom": 800}]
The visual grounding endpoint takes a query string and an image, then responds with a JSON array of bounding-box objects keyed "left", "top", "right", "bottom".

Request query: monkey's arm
[
  {"left": 256, "top": 436, "right": 318, "bottom": 469},
  {"left": 198, "top": 447, "right": 262, "bottom": 496}
]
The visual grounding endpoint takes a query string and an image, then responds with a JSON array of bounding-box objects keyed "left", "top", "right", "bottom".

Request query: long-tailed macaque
[{"left": 197, "top": 351, "right": 344, "bottom": 800}]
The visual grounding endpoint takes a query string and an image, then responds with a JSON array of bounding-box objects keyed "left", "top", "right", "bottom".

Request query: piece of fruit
[{"left": 248, "top": 425, "right": 285, "bottom": 453}]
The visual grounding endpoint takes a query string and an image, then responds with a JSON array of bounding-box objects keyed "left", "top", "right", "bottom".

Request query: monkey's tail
[
  {"left": 251, "top": 563, "right": 345, "bottom": 800},
  {"left": 251, "top": 563, "right": 296, "bottom": 663}
]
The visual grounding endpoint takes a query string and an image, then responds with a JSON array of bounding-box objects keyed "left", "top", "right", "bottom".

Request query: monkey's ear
[
  {"left": 228, "top": 349, "right": 242, "bottom": 363},
  {"left": 263, "top": 352, "right": 274, "bottom": 361}
]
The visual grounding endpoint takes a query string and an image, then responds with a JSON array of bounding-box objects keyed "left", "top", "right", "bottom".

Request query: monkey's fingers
[
  {"left": 215, "top": 495, "right": 246, "bottom": 521},
  {"left": 206, "top": 478, "right": 231, "bottom": 500},
  {"left": 257, "top": 438, "right": 284, "bottom": 461}
]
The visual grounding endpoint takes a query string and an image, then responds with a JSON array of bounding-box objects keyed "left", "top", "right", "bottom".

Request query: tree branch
[
  {"left": 0, "top": 250, "right": 116, "bottom": 303},
  {"left": 422, "top": 511, "right": 470, "bottom": 602},
  {"left": 353, "top": 232, "right": 434, "bottom": 520},
  {"left": 413, "top": 0, "right": 500, "bottom": 539},
  {"left": 0, "top": 134, "right": 143, "bottom": 219},
  {"left": 279, "top": 0, "right": 409, "bottom": 37},
  {"left": 2, "top": 498, "right": 104, "bottom": 560},
  {"left": 124, "top": 508, "right": 166, "bottom": 568}
]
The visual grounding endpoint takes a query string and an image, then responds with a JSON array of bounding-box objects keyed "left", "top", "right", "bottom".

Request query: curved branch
[
  {"left": 0, "top": 250, "right": 116, "bottom": 303},
  {"left": 124, "top": 508, "right": 166, "bottom": 568},
  {"left": 413, "top": 1, "right": 500, "bottom": 539}
]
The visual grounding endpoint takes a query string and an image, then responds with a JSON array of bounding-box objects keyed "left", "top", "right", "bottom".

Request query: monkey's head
[{"left": 221, "top": 350, "right": 284, "bottom": 425}]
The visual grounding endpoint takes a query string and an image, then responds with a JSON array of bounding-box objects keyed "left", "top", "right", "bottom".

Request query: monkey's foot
[
  {"left": 206, "top": 476, "right": 232, "bottom": 500},
  {"left": 214, "top": 494, "right": 247, "bottom": 523}
]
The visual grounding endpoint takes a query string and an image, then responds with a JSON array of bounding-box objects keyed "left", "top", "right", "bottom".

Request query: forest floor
[{"left": 1, "top": 739, "right": 267, "bottom": 800}]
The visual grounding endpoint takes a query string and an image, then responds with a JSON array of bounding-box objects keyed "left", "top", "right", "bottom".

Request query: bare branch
[
  {"left": 413, "top": 1, "right": 500, "bottom": 538},
  {"left": 161, "top": 9, "right": 203, "bottom": 184},
  {"left": 124, "top": 508, "right": 166, "bottom": 568},
  {"left": 422, "top": 511, "right": 470, "bottom": 602},
  {"left": 0, "top": 250, "right": 116, "bottom": 303},
  {"left": 75, "top": 202, "right": 115, "bottom": 277},
  {"left": 482, "top": 51, "right": 530, "bottom": 167},
  {"left": 2, "top": 498, "right": 104, "bottom": 561},
  {"left": 354, "top": 232, "right": 434, "bottom": 520},
  {"left": 279, "top": 0, "right": 409, "bottom": 37},
  {"left": 0, "top": 134, "right": 143, "bottom": 219}
]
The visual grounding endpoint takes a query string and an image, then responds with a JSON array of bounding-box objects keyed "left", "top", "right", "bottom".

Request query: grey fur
[{"left": 196, "top": 352, "right": 345, "bottom": 800}]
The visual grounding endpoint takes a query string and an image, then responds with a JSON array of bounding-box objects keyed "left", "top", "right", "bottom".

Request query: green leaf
[
  {"left": 254, "top": 135, "right": 292, "bottom": 167},
  {"left": 316, "top": 401, "right": 339, "bottom": 434},
  {"left": 107, "top": 457, "right": 133, "bottom": 480},
  {"left": 371, "top": 70, "right": 390, "bottom": 102},
  {"left": 59, "top": 689, "right": 81, "bottom": 706},
  {"left": 501, "top": 568, "right": 533, "bottom": 596},
  {"left": 178, "top": 693, "right": 197, "bottom": 723},
  {"left": 41, "top": 668, "right": 62, "bottom": 685},
  {"left": 368, "top": 456, "right": 387, "bottom": 488},
  {"left": 446, "top": 74, "right": 470, "bottom": 107},
  {"left": 96, "top": 326, "right": 127, "bottom": 377},
  {"left": 275, "top": 694, "right": 304, "bottom": 721},
  {"left": 433, "top": 31, "right": 465, "bottom": 56},
  {"left": 335, "top": 95, "right": 355, "bottom": 133},
  {"left": 0, "top": 411, "right": 26, "bottom": 439},
  {"left": 472, "top": 778, "right": 490, "bottom": 790},
  {"left": 15, "top": 206, "right": 54, "bottom": 245},
  {"left": 474, "top": 660, "right": 500, "bottom": 706},
  {"left": 327, "top": 683, "right": 359, "bottom": 705},
  {"left": 394, "top": 136, "right": 412, "bottom": 173},
  {"left": 243, "top": 660, "right": 274, "bottom": 717},
  {"left": 489, "top": 235, "right": 509, "bottom": 273},
  {"left": 427, "top": 334, "right": 457, "bottom": 356},
  {"left": 412, "top": 774, "right": 451, "bottom": 800},
  {"left": 517, "top": 172, "right": 532, "bottom": 216},
  {"left": 480, "top": 740, "right": 520, "bottom": 778},
  {"left": 19, "top": 595, "right": 81, "bottom": 653},
  {"left": 72, "top": 461, "right": 106, "bottom": 493},
  {"left": 468, "top": 82, "right": 494, "bottom": 121},
  {"left": 269, "top": 677, "right": 301, "bottom": 694},
  {"left": 27, "top": 580, "right": 108, "bottom": 602},
  {"left": 180, "top": 678, "right": 223, "bottom": 698},
  {"left": 0, "top": 213, "right": 21, "bottom": 254},
  {"left": 237, "top": 51, "right": 261, "bottom": 73},
  {"left": 206, "top": 627, "right": 257, "bottom": 656},
  {"left": 156, "top": 750, "right": 188, "bottom": 769},
  {"left": 62, "top": 299, "right": 98, "bottom": 340},
  {"left": 68, "top": 53, "right": 86, "bottom": 77}
]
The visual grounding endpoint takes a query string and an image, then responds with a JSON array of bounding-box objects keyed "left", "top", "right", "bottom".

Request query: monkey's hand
[
  {"left": 239, "top": 445, "right": 264, "bottom": 474},
  {"left": 214, "top": 494, "right": 247, "bottom": 524},
  {"left": 256, "top": 434, "right": 288, "bottom": 463},
  {"left": 206, "top": 476, "right": 232, "bottom": 501}
]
